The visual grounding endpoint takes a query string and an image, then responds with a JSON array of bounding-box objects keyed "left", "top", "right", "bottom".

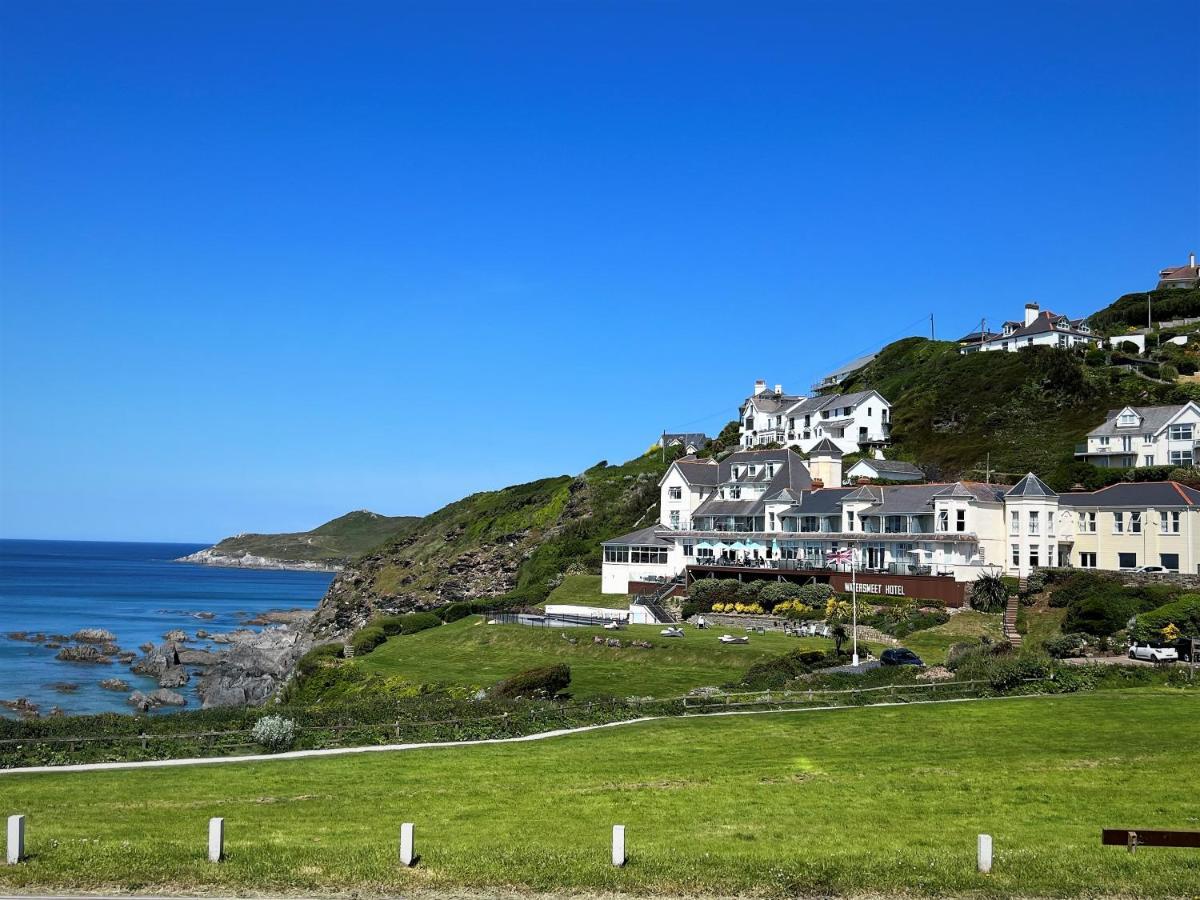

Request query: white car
[
  {"left": 1133, "top": 565, "right": 1168, "bottom": 573},
  {"left": 1128, "top": 642, "right": 1178, "bottom": 662}
]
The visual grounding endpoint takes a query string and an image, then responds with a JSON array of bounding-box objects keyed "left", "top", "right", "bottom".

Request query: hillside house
[
  {"left": 738, "top": 380, "right": 891, "bottom": 455},
  {"left": 960, "top": 303, "right": 1096, "bottom": 354},
  {"left": 845, "top": 457, "right": 925, "bottom": 483},
  {"left": 1157, "top": 253, "right": 1199, "bottom": 290},
  {"left": 660, "top": 432, "right": 710, "bottom": 454},
  {"left": 1076, "top": 402, "right": 1200, "bottom": 469}
]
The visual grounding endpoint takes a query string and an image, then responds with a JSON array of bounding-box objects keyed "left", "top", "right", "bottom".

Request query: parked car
[
  {"left": 1169, "top": 637, "right": 1196, "bottom": 662},
  {"left": 1128, "top": 642, "right": 1179, "bottom": 663},
  {"left": 1133, "top": 565, "right": 1168, "bottom": 573},
  {"left": 881, "top": 648, "right": 924, "bottom": 667}
]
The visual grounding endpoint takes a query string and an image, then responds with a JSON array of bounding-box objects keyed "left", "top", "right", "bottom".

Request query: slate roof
[
  {"left": 1007, "top": 473, "right": 1058, "bottom": 498},
  {"left": 780, "top": 487, "right": 855, "bottom": 516},
  {"left": 819, "top": 353, "right": 877, "bottom": 382},
  {"left": 849, "top": 458, "right": 923, "bottom": 477},
  {"left": 602, "top": 524, "right": 673, "bottom": 546},
  {"left": 1087, "top": 404, "right": 1194, "bottom": 438},
  {"left": 1057, "top": 482, "right": 1200, "bottom": 509},
  {"left": 669, "top": 459, "right": 721, "bottom": 487},
  {"left": 1158, "top": 263, "right": 1200, "bottom": 285},
  {"left": 690, "top": 498, "right": 767, "bottom": 518},
  {"left": 662, "top": 432, "right": 710, "bottom": 450},
  {"left": 957, "top": 330, "right": 1001, "bottom": 344},
  {"left": 857, "top": 484, "right": 953, "bottom": 516},
  {"left": 809, "top": 437, "right": 843, "bottom": 457}
]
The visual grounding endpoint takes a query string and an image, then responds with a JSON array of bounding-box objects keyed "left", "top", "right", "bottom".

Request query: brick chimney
[
  {"left": 811, "top": 478, "right": 824, "bottom": 489},
  {"left": 753, "top": 379, "right": 767, "bottom": 396}
]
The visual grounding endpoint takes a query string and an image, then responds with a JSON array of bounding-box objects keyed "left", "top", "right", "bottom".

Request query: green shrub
[
  {"left": 295, "top": 643, "right": 343, "bottom": 677},
  {"left": 370, "top": 615, "right": 407, "bottom": 636},
  {"left": 970, "top": 572, "right": 1010, "bottom": 613},
  {"left": 490, "top": 664, "right": 571, "bottom": 700},
  {"left": 350, "top": 625, "right": 387, "bottom": 656},
  {"left": 738, "top": 648, "right": 829, "bottom": 690},
  {"left": 1132, "top": 596, "right": 1200, "bottom": 641},
  {"left": 251, "top": 714, "right": 297, "bottom": 752},
  {"left": 369, "top": 612, "right": 442, "bottom": 637},
  {"left": 1043, "top": 632, "right": 1089, "bottom": 658},
  {"left": 436, "top": 602, "right": 472, "bottom": 623},
  {"left": 758, "top": 581, "right": 804, "bottom": 609}
]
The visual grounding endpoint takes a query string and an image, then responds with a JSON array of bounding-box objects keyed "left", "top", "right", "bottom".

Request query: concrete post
[
  {"left": 612, "top": 824, "right": 626, "bottom": 867},
  {"left": 399, "top": 822, "right": 415, "bottom": 867},
  {"left": 977, "top": 833, "right": 992, "bottom": 874},
  {"left": 6, "top": 815, "right": 25, "bottom": 865},
  {"left": 208, "top": 817, "right": 224, "bottom": 863}
]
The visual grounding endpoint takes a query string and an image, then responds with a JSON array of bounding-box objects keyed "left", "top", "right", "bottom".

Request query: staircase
[
  {"left": 632, "top": 579, "right": 682, "bottom": 624},
  {"left": 1003, "top": 591, "right": 1022, "bottom": 648}
]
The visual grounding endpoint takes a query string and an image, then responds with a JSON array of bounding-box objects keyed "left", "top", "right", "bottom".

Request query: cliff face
[{"left": 306, "top": 451, "right": 671, "bottom": 640}]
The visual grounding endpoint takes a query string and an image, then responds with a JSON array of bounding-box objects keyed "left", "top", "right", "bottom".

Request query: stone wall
[{"left": 1036, "top": 567, "right": 1200, "bottom": 590}]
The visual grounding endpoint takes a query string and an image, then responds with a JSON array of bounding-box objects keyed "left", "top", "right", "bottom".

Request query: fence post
[
  {"left": 399, "top": 822, "right": 415, "bottom": 866},
  {"left": 7, "top": 815, "right": 25, "bottom": 865},
  {"left": 612, "top": 824, "right": 626, "bottom": 867},
  {"left": 208, "top": 817, "right": 224, "bottom": 863},
  {"left": 977, "top": 833, "right": 992, "bottom": 873}
]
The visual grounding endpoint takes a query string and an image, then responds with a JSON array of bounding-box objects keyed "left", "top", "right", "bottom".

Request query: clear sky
[{"left": 1, "top": 1, "right": 1197, "bottom": 542}]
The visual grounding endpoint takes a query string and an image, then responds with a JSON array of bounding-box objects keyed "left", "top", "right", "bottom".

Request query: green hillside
[
  {"left": 837, "top": 337, "right": 1200, "bottom": 487},
  {"left": 199, "top": 510, "right": 421, "bottom": 567},
  {"left": 311, "top": 448, "right": 677, "bottom": 635},
  {"left": 1088, "top": 286, "right": 1200, "bottom": 336}
]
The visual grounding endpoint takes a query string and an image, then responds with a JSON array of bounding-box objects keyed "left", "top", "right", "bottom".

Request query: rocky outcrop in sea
[{"left": 176, "top": 548, "right": 340, "bottom": 573}]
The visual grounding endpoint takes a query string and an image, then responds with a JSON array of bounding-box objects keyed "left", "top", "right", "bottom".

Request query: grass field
[
  {"left": 358, "top": 616, "right": 839, "bottom": 698},
  {"left": 1, "top": 690, "right": 1196, "bottom": 897},
  {"left": 540, "top": 574, "right": 628, "bottom": 609},
  {"left": 901, "top": 610, "right": 1004, "bottom": 664}
]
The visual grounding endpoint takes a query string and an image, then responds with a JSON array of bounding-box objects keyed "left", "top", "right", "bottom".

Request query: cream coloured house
[{"left": 1076, "top": 402, "right": 1200, "bottom": 469}]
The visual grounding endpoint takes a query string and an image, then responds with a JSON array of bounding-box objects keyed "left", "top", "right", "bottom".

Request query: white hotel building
[
  {"left": 739, "top": 381, "right": 891, "bottom": 455},
  {"left": 601, "top": 445, "right": 1200, "bottom": 599}
]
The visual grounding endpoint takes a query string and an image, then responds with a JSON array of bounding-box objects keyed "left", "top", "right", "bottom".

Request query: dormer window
[
  {"left": 748, "top": 465, "right": 757, "bottom": 476},
  {"left": 1117, "top": 411, "right": 1138, "bottom": 428}
]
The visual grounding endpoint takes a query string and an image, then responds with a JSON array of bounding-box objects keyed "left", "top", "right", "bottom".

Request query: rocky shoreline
[
  {"left": 175, "top": 547, "right": 341, "bottom": 573},
  {"left": 3, "top": 611, "right": 316, "bottom": 716}
]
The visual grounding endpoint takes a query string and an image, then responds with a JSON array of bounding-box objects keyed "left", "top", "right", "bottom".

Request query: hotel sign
[{"left": 854, "top": 582, "right": 906, "bottom": 596}]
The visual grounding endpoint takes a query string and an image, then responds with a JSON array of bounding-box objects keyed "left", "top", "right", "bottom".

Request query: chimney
[
  {"left": 811, "top": 478, "right": 824, "bottom": 490},
  {"left": 1191, "top": 252, "right": 1196, "bottom": 268},
  {"left": 1024, "top": 302, "right": 1040, "bottom": 327},
  {"left": 753, "top": 379, "right": 767, "bottom": 396},
  {"left": 774, "top": 383, "right": 783, "bottom": 394}
]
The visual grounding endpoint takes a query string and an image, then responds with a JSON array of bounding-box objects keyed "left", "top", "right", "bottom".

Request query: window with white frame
[
  {"left": 668, "top": 486, "right": 682, "bottom": 500},
  {"left": 1079, "top": 552, "right": 1097, "bottom": 568},
  {"left": 1118, "top": 411, "right": 1137, "bottom": 427},
  {"left": 1028, "top": 511, "right": 1039, "bottom": 535},
  {"left": 1113, "top": 511, "right": 1124, "bottom": 533},
  {"left": 1161, "top": 510, "right": 1181, "bottom": 533},
  {"left": 1169, "top": 424, "right": 1194, "bottom": 441},
  {"left": 1130, "top": 511, "right": 1142, "bottom": 534},
  {"left": 956, "top": 509, "right": 966, "bottom": 532},
  {"left": 1170, "top": 449, "right": 1194, "bottom": 466},
  {"left": 1098, "top": 436, "right": 1110, "bottom": 446},
  {"left": 1010, "top": 511, "right": 1019, "bottom": 534},
  {"left": 630, "top": 545, "right": 668, "bottom": 565},
  {"left": 1143, "top": 433, "right": 1153, "bottom": 444},
  {"left": 1029, "top": 546, "right": 1040, "bottom": 567},
  {"left": 604, "top": 546, "right": 630, "bottom": 563},
  {"left": 669, "top": 511, "right": 680, "bottom": 528},
  {"left": 937, "top": 510, "right": 949, "bottom": 532},
  {"left": 1144, "top": 455, "right": 1155, "bottom": 466},
  {"left": 1080, "top": 511, "right": 1096, "bottom": 533},
  {"left": 1011, "top": 544, "right": 1020, "bottom": 567},
  {"left": 696, "top": 546, "right": 713, "bottom": 559}
]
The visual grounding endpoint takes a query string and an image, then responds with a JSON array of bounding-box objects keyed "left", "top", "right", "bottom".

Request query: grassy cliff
[
  {"left": 311, "top": 448, "right": 676, "bottom": 635},
  {"left": 191, "top": 510, "right": 421, "bottom": 568},
  {"left": 836, "top": 337, "right": 1199, "bottom": 486}
]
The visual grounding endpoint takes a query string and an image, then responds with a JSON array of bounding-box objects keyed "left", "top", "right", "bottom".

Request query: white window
[
  {"left": 604, "top": 546, "right": 629, "bottom": 563},
  {"left": 1029, "top": 546, "right": 1039, "bottom": 568},
  {"left": 768, "top": 512, "right": 775, "bottom": 530},
  {"left": 630, "top": 545, "right": 668, "bottom": 565},
  {"left": 1028, "top": 511, "right": 1039, "bottom": 535},
  {"left": 956, "top": 509, "right": 966, "bottom": 532},
  {"left": 1161, "top": 511, "right": 1181, "bottom": 533},
  {"left": 937, "top": 510, "right": 949, "bottom": 532},
  {"left": 1113, "top": 512, "right": 1124, "bottom": 534},
  {"left": 696, "top": 547, "right": 713, "bottom": 559},
  {"left": 669, "top": 511, "right": 680, "bottom": 528},
  {"left": 1170, "top": 449, "right": 1194, "bottom": 466},
  {"left": 668, "top": 486, "right": 682, "bottom": 500},
  {"left": 683, "top": 542, "right": 694, "bottom": 557},
  {"left": 846, "top": 511, "right": 856, "bottom": 531},
  {"left": 1080, "top": 511, "right": 1096, "bottom": 533},
  {"left": 1098, "top": 436, "right": 1110, "bottom": 446},
  {"left": 1130, "top": 511, "right": 1142, "bottom": 534},
  {"left": 729, "top": 487, "right": 741, "bottom": 499},
  {"left": 1010, "top": 511, "right": 1019, "bottom": 534},
  {"left": 1143, "top": 433, "right": 1153, "bottom": 444},
  {"left": 1118, "top": 412, "right": 1137, "bottom": 427},
  {"left": 1011, "top": 544, "right": 1020, "bottom": 567},
  {"left": 1169, "top": 424, "right": 1194, "bottom": 441},
  {"left": 1143, "top": 455, "right": 1155, "bottom": 466},
  {"left": 1079, "top": 552, "right": 1097, "bottom": 569}
]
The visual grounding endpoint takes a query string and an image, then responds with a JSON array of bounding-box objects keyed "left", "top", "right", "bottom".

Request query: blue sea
[{"left": 0, "top": 539, "right": 335, "bottom": 717}]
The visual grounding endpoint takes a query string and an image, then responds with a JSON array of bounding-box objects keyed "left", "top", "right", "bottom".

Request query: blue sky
[{"left": 1, "top": 1, "right": 1197, "bottom": 542}]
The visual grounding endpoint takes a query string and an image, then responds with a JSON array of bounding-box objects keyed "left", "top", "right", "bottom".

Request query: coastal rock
[
  {"left": 194, "top": 611, "right": 216, "bottom": 620},
  {"left": 99, "top": 678, "right": 130, "bottom": 692},
  {"left": 139, "top": 642, "right": 155, "bottom": 653},
  {"left": 176, "top": 547, "right": 341, "bottom": 573},
  {"left": 56, "top": 645, "right": 113, "bottom": 664},
  {"left": 158, "top": 666, "right": 189, "bottom": 688},
  {"left": 197, "top": 628, "right": 306, "bottom": 708},
  {"left": 1, "top": 697, "right": 40, "bottom": 717},
  {"left": 130, "top": 642, "right": 180, "bottom": 677},
  {"left": 127, "top": 688, "right": 187, "bottom": 711},
  {"left": 195, "top": 629, "right": 210, "bottom": 639},
  {"left": 240, "top": 609, "right": 312, "bottom": 627},
  {"left": 72, "top": 628, "right": 116, "bottom": 644},
  {"left": 176, "top": 648, "right": 218, "bottom": 666},
  {"left": 162, "top": 629, "right": 190, "bottom": 643},
  {"left": 50, "top": 682, "right": 80, "bottom": 693}
]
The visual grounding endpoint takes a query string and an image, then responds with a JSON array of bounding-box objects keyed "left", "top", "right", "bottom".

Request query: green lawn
[
  {"left": 901, "top": 610, "right": 1004, "bottom": 664},
  {"left": 1020, "top": 603, "right": 1069, "bottom": 650},
  {"left": 2, "top": 691, "right": 1197, "bottom": 897},
  {"left": 540, "top": 573, "right": 628, "bottom": 609},
  {"left": 357, "top": 616, "right": 835, "bottom": 698}
]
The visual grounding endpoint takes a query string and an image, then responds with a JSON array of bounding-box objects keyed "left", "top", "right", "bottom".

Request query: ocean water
[{"left": 0, "top": 539, "right": 334, "bottom": 717}]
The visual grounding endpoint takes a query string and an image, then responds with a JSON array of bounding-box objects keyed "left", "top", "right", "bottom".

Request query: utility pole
[
  {"left": 1148, "top": 292, "right": 1153, "bottom": 331},
  {"left": 930, "top": 313, "right": 936, "bottom": 341}
]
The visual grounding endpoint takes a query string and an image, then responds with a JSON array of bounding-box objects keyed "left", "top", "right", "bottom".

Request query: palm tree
[{"left": 970, "top": 571, "right": 1009, "bottom": 614}]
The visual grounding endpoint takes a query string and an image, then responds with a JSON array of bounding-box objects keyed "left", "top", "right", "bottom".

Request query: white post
[
  {"left": 851, "top": 544, "right": 859, "bottom": 667},
  {"left": 6, "top": 815, "right": 25, "bottom": 865},
  {"left": 977, "top": 833, "right": 992, "bottom": 874},
  {"left": 207, "top": 817, "right": 224, "bottom": 863},
  {"left": 399, "top": 822, "right": 415, "bottom": 867},
  {"left": 611, "top": 824, "right": 626, "bottom": 867}
]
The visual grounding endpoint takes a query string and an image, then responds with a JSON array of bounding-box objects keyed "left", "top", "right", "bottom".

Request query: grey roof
[
  {"left": 992, "top": 312, "right": 1093, "bottom": 342},
  {"left": 849, "top": 458, "right": 922, "bottom": 476},
  {"left": 1007, "top": 473, "right": 1058, "bottom": 498},
  {"left": 602, "top": 524, "right": 672, "bottom": 546},
  {"left": 821, "top": 353, "right": 877, "bottom": 381},
  {"left": 809, "top": 437, "right": 843, "bottom": 457},
  {"left": 1087, "top": 404, "right": 1193, "bottom": 438},
  {"left": 782, "top": 487, "right": 855, "bottom": 516},
  {"left": 842, "top": 484, "right": 884, "bottom": 503},
  {"left": 857, "top": 484, "right": 954, "bottom": 516},
  {"left": 742, "top": 391, "right": 806, "bottom": 415},
  {"left": 670, "top": 459, "right": 720, "bottom": 486},
  {"left": 1057, "top": 482, "right": 1200, "bottom": 509},
  {"left": 662, "top": 432, "right": 710, "bottom": 449},
  {"left": 691, "top": 498, "right": 767, "bottom": 518},
  {"left": 946, "top": 482, "right": 1012, "bottom": 503}
]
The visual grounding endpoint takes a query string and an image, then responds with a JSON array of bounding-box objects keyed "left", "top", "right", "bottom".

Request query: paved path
[{"left": 0, "top": 693, "right": 1035, "bottom": 777}]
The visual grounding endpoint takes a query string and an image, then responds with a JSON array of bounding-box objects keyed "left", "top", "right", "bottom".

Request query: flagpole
[{"left": 851, "top": 541, "right": 859, "bottom": 667}]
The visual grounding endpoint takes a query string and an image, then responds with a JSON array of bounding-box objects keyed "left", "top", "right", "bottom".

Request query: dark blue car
[{"left": 881, "top": 648, "right": 924, "bottom": 667}]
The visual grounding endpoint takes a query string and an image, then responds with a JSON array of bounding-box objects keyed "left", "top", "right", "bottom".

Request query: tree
[
  {"left": 970, "top": 572, "right": 1010, "bottom": 614},
  {"left": 831, "top": 622, "right": 849, "bottom": 654}
]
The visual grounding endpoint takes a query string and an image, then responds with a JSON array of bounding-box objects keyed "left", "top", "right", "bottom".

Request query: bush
[
  {"left": 436, "top": 602, "right": 471, "bottom": 623},
  {"left": 350, "top": 625, "right": 387, "bottom": 656},
  {"left": 369, "top": 612, "right": 442, "bottom": 637},
  {"left": 295, "top": 643, "right": 343, "bottom": 677},
  {"left": 490, "top": 664, "right": 571, "bottom": 700},
  {"left": 1132, "top": 596, "right": 1200, "bottom": 641},
  {"left": 1043, "top": 632, "right": 1089, "bottom": 658},
  {"left": 970, "top": 572, "right": 1010, "bottom": 613},
  {"left": 758, "top": 582, "right": 804, "bottom": 607},
  {"left": 252, "top": 714, "right": 297, "bottom": 752},
  {"left": 739, "top": 649, "right": 829, "bottom": 690}
]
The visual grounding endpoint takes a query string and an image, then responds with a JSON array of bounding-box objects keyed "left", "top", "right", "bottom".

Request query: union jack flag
[{"left": 825, "top": 548, "right": 854, "bottom": 564}]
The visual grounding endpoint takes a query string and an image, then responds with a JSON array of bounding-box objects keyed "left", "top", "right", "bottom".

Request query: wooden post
[
  {"left": 399, "top": 823, "right": 415, "bottom": 866},
  {"left": 208, "top": 817, "right": 224, "bottom": 863},
  {"left": 977, "top": 834, "right": 992, "bottom": 873},
  {"left": 1127, "top": 831, "right": 1138, "bottom": 854},
  {"left": 7, "top": 815, "right": 25, "bottom": 865},
  {"left": 612, "top": 825, "right": 626, "bottom": 867}
]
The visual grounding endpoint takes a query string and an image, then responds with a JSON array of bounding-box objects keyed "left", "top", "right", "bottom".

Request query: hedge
[
  {"left": 1133, "top": 596, "right": 1200, "bottom": 641},
  {"left": 350, "top": 625, "right": 387, "bottom": 656}
]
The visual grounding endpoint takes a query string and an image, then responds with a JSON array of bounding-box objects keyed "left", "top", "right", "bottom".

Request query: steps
[{"left": 1002, "top": 592, "right": 1022, "bottom": 648}]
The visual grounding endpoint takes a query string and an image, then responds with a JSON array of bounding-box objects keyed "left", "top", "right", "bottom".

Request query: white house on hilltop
[
  {"left": 959, "top": 303, "right": 1097, "bottom": 354},
  {"left": 1157, "top": 253, "right": 1199, "bottom": 290},
  {"left": 1076, "top": 402, "right": 1200, "bottom": 469},
  {"left": 738, "top": 381, "right": 891, "bottom": 455}
]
